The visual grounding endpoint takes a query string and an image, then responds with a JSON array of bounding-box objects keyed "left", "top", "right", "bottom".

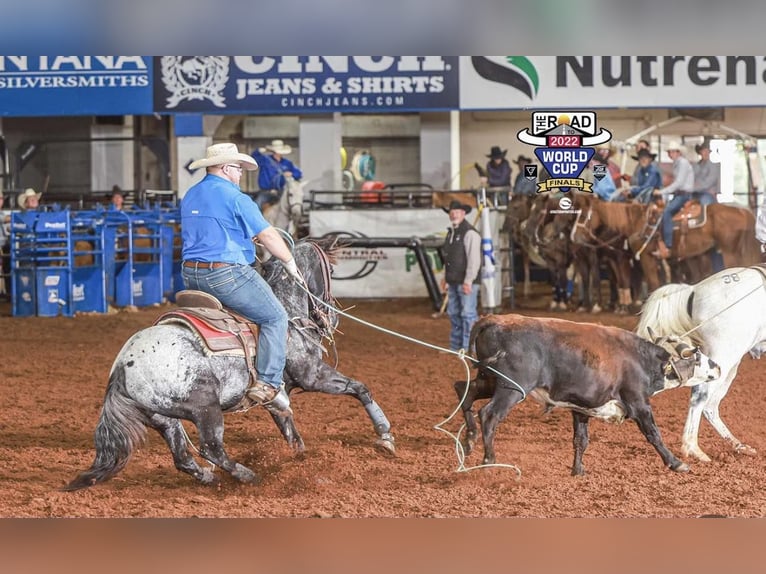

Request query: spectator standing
[{"left": 440, "top": 200, "right": 482, "bottom": 352}]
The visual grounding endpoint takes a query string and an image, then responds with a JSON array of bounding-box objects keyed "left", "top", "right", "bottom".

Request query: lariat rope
[
  {"left": 675, "top": 266, "right": 766, "bottom": 340},
  {"left": 278, "top": 229, "right": 525, "bottom": 476}
]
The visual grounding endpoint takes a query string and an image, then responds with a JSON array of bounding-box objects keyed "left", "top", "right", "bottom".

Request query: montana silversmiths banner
[
  {"left": 460, "top": 56, "right": 766, "bottom": 109},
  {"left": 154, "top": 56, "right": 459, "bottom": 114},
  {"left": 0, "top": 56, "right": 153, "bottom": 116}
]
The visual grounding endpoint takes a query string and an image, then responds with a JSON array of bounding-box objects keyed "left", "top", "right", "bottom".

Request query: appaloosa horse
[{"left": 64, "top": 238, "right": 394, "bottom": 490}]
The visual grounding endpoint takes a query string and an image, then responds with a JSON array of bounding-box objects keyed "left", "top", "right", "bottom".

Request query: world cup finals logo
[{"left": 517, "top": 111, "right": 612, "bottom": 193}]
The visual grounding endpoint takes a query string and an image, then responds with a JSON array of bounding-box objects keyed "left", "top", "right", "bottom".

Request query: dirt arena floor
[{"left": 1, "top": 288, "right": 765, "bottom": 518}]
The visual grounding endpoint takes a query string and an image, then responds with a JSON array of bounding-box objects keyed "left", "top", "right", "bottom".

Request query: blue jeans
[
  {"left": 447, "top": 283, "right": 479, "bottom": 351},
  {"left": 693, "top": 191, "right": 716, "bottom": 206},
  {"left": 661, "top": 193, "right": 691, "bottom": 247},
  {"left": 182, "top": 264, "right": 288, "bottom": 389}
]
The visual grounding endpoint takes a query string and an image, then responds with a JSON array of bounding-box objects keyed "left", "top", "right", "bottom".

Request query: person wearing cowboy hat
[
  {"left": 692, "top": 140, "right": 719, "bottom": 207},
  {"left": 692, "top": 140, "right": 724, "bottom": 271},
  {"left": 108, "top": 185, "right": 125, "bottom": 211},
  {"left": 181, "top": 142, "right": 302, "bottom": 413},
  {"left": 440, "top": 199, "right": 482, "bottom": 352},
  {"left": 510, "top": 154, "right": 537, "bottom": 197},
  {"left": 622, "top": 148, "right": 661, "bottom": 204},
  {"left": 480, "top": 145, "right": 512, "bottom": 205},
  {"left": 18, "top": 188, "right": 42, "bottom": 211},
  {"left": 652, "top": 139, "right": 696, "bottom": 259},
  {"left": 251, "top": 139, "right": 303, "bottom": 209}
]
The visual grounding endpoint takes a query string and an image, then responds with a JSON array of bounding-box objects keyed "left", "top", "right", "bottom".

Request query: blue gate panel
[
  {"left": 72, "top": 266, "right": 107, "bottom": 313},
  {"left": 36, "top": 268, "right": 71, "bottom": 317},
  {"left": 115, "top": 262, "right": 163, "bottom": 307},
  {"left": 12, "top": 268, "right": 36, "bottom": 316}
]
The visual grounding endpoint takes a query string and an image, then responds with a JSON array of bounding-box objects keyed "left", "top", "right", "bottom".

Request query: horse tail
[
  {"left": 635, "top": 283, "right": 701, "bottom": 346},
  {"left": 62, "top": 365, "right": 147, "bottom": 491}
]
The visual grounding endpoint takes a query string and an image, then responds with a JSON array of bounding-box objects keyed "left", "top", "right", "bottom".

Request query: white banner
[
  {"left": 309, "top": 208, "right": 504, "bottom": 299},
  {"left": 460, "top": 56, "right": 766, "bottom": 110}
]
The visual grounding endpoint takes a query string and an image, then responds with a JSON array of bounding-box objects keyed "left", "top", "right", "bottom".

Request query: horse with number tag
[{"left": 636, "top": 264, "right": 766, "bottom": 462}]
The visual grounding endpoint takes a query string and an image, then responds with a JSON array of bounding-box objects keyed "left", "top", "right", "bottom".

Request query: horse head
[{"left": 264, "top": 237, "right": 340, "bottom": 337}]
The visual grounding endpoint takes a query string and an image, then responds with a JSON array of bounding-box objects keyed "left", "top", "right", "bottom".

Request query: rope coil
[{"left": 277, "top": 229, "right": 526, "bottom": 475}]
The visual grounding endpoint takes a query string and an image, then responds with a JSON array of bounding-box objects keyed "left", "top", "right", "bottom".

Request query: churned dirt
[{"left": 1, "top": 290, "right": 765, "bottom": 518}]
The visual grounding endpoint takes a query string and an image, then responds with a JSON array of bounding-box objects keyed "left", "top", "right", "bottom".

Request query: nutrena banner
[
  {"left": 0, "top": 56, "right": 153, "bottom": 116},
  {"left": 153, "top": 56, "right": 459, "bottom": 114},
  {"left": 460, "top": 56, "right": 766, "bottom": 109}
]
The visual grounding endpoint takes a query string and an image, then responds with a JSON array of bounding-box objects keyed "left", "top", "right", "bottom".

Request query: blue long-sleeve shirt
[
  {"left": 629, "top": 162, "right": 663, "bottom": 203},
  {"left": 252, "top": 150, "right": 303, "bottom": 191}
]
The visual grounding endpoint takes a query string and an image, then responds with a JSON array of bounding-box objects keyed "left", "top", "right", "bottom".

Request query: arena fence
[{"left": 9, "top": 204, "right": 181, "bottom": 316}]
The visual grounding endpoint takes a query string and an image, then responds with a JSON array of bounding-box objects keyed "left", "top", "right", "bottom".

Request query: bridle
[{"left": 292, "top": 240, "right": 339, "bottom": 367}]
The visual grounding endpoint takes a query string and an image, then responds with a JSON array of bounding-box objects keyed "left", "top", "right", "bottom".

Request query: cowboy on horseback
[
  {"left": 652, "top": 140, "right": 696, "bottom": 259},
  {"left": 181, "top": 143, "right": 303, "bottom": 412},
  {"left": 252, "top": 139, "right": 303, "bottom": 209}
]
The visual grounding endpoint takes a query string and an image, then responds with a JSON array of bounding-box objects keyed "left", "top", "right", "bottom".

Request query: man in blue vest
[
  {"left": 252, "top": 139, "right": 303, "bottom": 209},
  {"left": 181, "top": 143, "right": 303, "bottom": 412},
  {"left": 440, "top": 200, "right": 482, "bottom": 351}
]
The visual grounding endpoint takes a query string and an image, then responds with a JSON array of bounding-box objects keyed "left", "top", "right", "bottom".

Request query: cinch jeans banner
[
  {"left": 0, "top": 56, "right": 153, "bottom": 116},
  {"left": 153, "top": 56, "right": 459, "bottom": 114}
]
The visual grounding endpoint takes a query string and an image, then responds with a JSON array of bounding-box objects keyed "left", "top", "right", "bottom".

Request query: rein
[
  {"left": 570, "top": 203, "right": 625, "bottom": 252},
  {"left": 303, "top": 240, "right": 338, "bottom": 360}
]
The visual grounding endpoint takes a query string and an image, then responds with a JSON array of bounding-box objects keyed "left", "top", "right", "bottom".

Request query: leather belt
[{"left": 182, "top": 261, "right": 233, "bottom": 270}]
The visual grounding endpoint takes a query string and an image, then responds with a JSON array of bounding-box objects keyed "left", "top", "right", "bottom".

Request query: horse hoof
[
  {"left": 232, "top": 464, "right": 258, "bottom": 484},
  {"left": 375, "top": 433, "right": 396, "bottom": 456},
  {"left": 463, "top": 438, "right": 476, "bottom": 456},
  {"left": 735, "top": 443, "right": 757, "bottom": 456},
  {"left": 291, "top": 439, "right": 306, "bottom": 455},
  {"left": 549, "top": 302, "right": 558, "bottom": 311},
  {"left": 199, "top": 468, "right": 219, "bottom": 485},
  {"left": 671, "top": 461, "right": 690, "bottom": 473},
  {"left": 557, "top": 302, "right": 568, "bottom": 311},
  {"left": 576, "top": 306, "right": 587, "bottom": 313},
  {"left": 590, "top": 304, "right": 602, "bottom": 314},
  {"left": 683, "top": 448, "right": 712, "bottom": 463}
]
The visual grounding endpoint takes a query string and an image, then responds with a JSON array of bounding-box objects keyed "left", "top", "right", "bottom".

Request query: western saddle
[{"left": 154, "top": 290, "right": 259, "bottom": 383}]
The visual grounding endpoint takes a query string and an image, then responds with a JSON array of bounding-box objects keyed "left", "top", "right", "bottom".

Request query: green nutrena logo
[{"left": 471, "top": 56, "right": 539, "bottom": 99}]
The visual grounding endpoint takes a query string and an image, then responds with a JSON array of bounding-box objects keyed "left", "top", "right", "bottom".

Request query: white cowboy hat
[
  {"left": 18, "top": 188, "right": 41, "bottom": 209},
  {"left": 265, "top": 139, "right": 292, "bottom": 155},
  {"left": 666, "top": 140, "right": 686, "bottom": 153},
  {"left": 189, "top": 143, "right": 258, "bottom": 171}
]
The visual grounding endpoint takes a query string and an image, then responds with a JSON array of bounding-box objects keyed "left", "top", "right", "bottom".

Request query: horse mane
[
  {"left": 593, "top": 200, "right": 645, "bottom": 234},
  {"left": 303, "top": 235, "right": 342, "bottom": 265}
]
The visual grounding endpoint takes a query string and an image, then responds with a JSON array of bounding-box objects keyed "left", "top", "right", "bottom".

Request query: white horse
[
  {"left": 262, "top": 174, "right": 306, "bottom": 239},
  {"left": 636, "top": 265, "right": 766, "bottom": 461}
]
